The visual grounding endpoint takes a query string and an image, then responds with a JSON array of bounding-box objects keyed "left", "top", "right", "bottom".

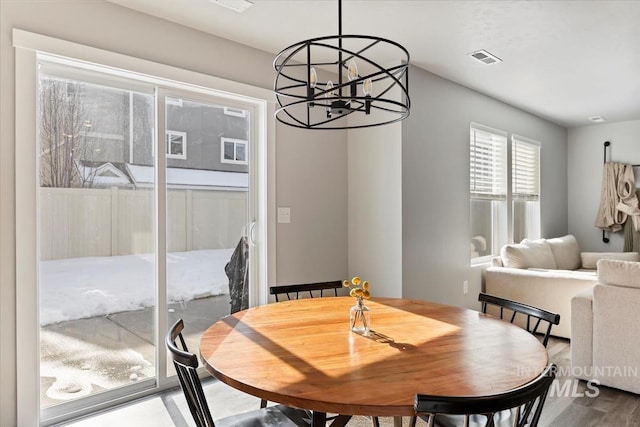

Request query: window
[
  {"left": 223, "top": 106, "right": 247, "bottom": 117},
  {"left": 166, "top": 97, "right": 183, "bottom": 107},
  {"left": 512, "top": 135, "right": 541, "bottom": 243},
  {"left": 16, "top": 30, "right": 271, "bottom": 426},
  {"left": 470, "top": 124, "right": 508, "bottom": 262},
  {"left": 470, "top": 124, "right": 542, "bottom": 263},
  {"left": 166, "top": 130, "right": 186, "bottom": 159},
  {"left": 221, "top": 137, "right": 248, "bottom": 164}
]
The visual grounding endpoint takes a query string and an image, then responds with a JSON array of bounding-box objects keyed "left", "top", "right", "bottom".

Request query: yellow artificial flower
[{"left": 344, "top": 275, "right": 372, "bottom": 300}]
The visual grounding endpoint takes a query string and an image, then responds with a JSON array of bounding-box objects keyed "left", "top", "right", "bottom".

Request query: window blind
[
  {"left": 470, "top": 126, "right": 507, "bottom": 200},
  {"left": 512, "top": 136, "right": 540, "bottom": 201}
]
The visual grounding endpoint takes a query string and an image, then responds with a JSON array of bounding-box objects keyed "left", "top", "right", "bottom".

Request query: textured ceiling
[{"left": 106, "top": 0, "right": 640, "bottom": 128}]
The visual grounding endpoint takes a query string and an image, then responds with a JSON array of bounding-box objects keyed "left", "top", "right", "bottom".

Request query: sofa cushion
[
  {"left": 581, "top": 251, "right": 640, "bottom": 269},
  {"left": 547, "top": 235, "right": 581, "bottom": 270},
  {"left": 597, "top": 259, "right": 640, "bottom": 288},
  {"left": 500, "top": 239, "right": 557, "bottom": 269}
]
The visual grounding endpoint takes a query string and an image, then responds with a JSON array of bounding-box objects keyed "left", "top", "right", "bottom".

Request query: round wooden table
[{"left": 199, "top": 297, "right": 548, "bottom": 422}]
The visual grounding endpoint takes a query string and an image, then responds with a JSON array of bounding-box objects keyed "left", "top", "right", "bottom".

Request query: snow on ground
[{"left": 40, "top": 248, "right": 234, "bottom": 325}]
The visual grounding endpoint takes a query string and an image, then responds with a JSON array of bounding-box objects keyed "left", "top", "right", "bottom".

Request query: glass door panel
[
  {"left": 163, "top": 94, "right": 251, "bottom": 364},
  {"left": 33, "top": 56, "right": 264, "bottom": 424},
  {"left": 38, "top": 70, "right": 157, "bottom": 412}
]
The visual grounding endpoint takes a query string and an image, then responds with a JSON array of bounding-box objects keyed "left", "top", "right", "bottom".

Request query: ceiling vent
[
  {"left": 209, "top": 0, "right": 254, "bottom": 13},
  {"left": 589, "top": 116, "right": 606, "bottom": 123},
  {"left": 469, "top": 50, "right": 502, "bottom": 65}
]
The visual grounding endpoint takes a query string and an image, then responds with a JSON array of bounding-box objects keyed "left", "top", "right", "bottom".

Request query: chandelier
[{"left": 273, "top": 0, "right": 410, "bottom": 130}]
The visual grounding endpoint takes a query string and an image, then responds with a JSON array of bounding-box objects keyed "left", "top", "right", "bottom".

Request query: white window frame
[
  {"left": 166, "top": 130, "right": 187, "bottom": 159},
  {"left": 13, "top": 28, "right": 276, "bottom": 427},
  {"left": 221, "top": 137, "right": 248, "bottom": 165},
  {"left": 470, "top": 123, "right": 508, "bottom": 265},
  {"left": 470, "top": 124, "right": 543, "bottom": 265}
]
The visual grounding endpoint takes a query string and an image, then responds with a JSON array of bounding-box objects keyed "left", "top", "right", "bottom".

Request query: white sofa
[
  {"left": 485, "top": 235, "right": 639, "bottom": 338},
  {"left": 571, "top": 259, "right": 640, "bottom": 394}
]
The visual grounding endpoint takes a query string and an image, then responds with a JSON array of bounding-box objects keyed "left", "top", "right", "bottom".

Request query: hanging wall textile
[
  {"left": 623, "top": 202, "right": 640, "bottom": 252},
  {"left": 595, "top": 162, "right": 638, "bottom": 232}
]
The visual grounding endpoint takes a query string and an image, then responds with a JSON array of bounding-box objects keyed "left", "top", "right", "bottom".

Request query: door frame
[{"left": 14, "top": 29, "right": 275, "bottom": 426}]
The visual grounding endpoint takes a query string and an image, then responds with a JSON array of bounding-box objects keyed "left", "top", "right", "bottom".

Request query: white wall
[
  {"left": 568, "top": 120, "right": 640, "bottom": 252},
  {"left": 275, "top": 124, "right": 348, "bottom": 285},
  {"left": 0, "top": 1, "right": 347, "bottom": 424},
  {"left": 402, "top": 65, "right": 568, "bottom": 309},
  {"left": 347, "top": 113, "right": 403, "bottom": 298}
]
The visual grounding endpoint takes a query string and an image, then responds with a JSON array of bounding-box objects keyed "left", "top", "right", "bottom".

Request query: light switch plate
[{"left": 277, "top": 207, "right": 291, "bottom": 223}]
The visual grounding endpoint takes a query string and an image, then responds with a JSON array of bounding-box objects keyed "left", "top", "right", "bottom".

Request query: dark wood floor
[{"left": 539, "top": 337, "right": 640, "bottom": 426}]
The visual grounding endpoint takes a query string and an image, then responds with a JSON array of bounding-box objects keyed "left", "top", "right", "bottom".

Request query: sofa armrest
[
  {"left": 597, "top": 259, "right": 640, "bottom": 288},
  {"left": 591, "top": 283, "right": 640, "bottom": 393},
  {"left": 580, "top": 252, "right": 640, "bottom": 269},
  {"left": 485, "top": 267, "right": 597, "bottom": 339},
  {"left": 571, "top": 288, "right": 593, "bottom": 379}
]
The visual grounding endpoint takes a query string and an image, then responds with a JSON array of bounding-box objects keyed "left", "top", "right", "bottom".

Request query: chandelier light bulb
[
  {"left": 363, "top": 78, "right": 373, "bottom": 96},
  {"left": 326, "top": 80, "right": 335, "bottom": 97},
  {"left": 309, "top": 67, "right": 318, "bottom": 88},
  {"left": 347, "top": 60, "right": 358, "bottom": 81}
]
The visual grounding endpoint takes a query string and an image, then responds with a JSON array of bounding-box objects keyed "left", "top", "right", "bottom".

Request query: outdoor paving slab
[
  {"left": 108, "top": 295, "right": 232, "bottom": 350},
  {"left": 41, "top": 315, "right": 155, "bottom": 409},
  {"left": 40, "top": 295, "right": 232, "bottom": 411}
]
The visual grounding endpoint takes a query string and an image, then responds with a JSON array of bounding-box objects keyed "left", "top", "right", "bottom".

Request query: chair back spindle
[
  {"left": 166, "top": 319, "right": 215, "bottom": 427},
  {"left": 479, "top": 292, "right": 560, "bottom": 347},
  {"left": 167, "top": 319, "right": 313, "bottom": 427},
  {"left": 270, "top": 281, "right": 342, "bottom": 302}
]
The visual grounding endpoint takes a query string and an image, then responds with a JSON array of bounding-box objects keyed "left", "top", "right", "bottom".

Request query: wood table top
[{"left": 199, "top": 297, "right": 549, "bottom": 417}]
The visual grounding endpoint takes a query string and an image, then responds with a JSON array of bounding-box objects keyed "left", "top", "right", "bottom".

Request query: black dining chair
[
  {"left": 166, "top": 319, "right": 312, "bottom": 427},
  {"left": 413, "top": 363, "right": 556, "bottom": 427},
  {"left": 269, "top": 280, "right": 343, "bottom": 302},
  {"left": 407, "top": 294, "right": 559, "bottom": 427},
  {"left": 478, "top": 292, "right": 560, "bottom": 347},
  {"left": 269, "top": 281, "right": 379, "bottom": 426}
]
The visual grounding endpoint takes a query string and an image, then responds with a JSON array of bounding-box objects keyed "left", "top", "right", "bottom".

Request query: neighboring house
[
  {"left": 74, "top": 161, "right": 134, "bottom": 189},
  {"left": 43, "top": 78, "right": 249, "bottom": 189},
  {"left": 163, "top": 98, "right": 250, "bottom": 173}
]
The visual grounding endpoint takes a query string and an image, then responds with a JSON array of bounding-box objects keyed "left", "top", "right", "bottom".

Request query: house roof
[
  {"left": 75, "top": 161, "right": 133, "bottom": 188},
  {"left": 126, "top": 163, "right": 248, "bottom": 190}
]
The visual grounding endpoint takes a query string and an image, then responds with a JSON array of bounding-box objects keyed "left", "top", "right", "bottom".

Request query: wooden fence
[{"left": 40, "top": 187, "right": 247, "bottom": 260}]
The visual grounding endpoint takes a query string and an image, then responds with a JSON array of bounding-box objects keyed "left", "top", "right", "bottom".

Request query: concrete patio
[{"left": 40, "top": 294, "right": 231, "bottom": 409}]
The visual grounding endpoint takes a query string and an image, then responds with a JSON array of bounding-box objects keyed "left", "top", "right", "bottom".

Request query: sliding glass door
[
  {"left": 161, "top": 89, "right": 254, "bottom": 365},
  {"left": 35, "top": 56, "right": 261, "bottom": 424},
  {"left": 38, "top": 66, "right": 158, "bottom": 417}
]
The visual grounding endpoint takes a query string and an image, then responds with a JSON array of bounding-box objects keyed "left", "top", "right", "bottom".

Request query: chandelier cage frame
[{"left": 273, "top": 0, "right": 411, "bottom": 130}]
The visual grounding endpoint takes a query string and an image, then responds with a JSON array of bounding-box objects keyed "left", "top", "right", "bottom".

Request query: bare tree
[{"left": 39, "top": 77, "right": 93, "bottom": 188}]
